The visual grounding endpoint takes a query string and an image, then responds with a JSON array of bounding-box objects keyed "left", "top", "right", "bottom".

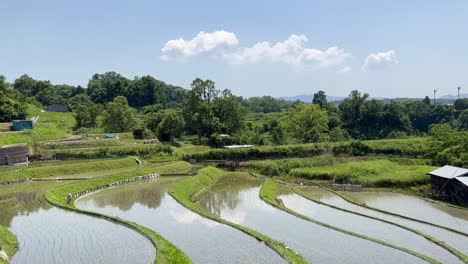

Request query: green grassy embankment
[
  {"left": 0, "top": 105, "right": 75, "bottom": 146},
  {"left": 45, "top": 161, "right": 193, "bottom": 264},
  {"left": 184, "top": 138, "right": 429, "bottom": 162},
  {"left": 168, "top": 167, "right": 307, "bottom": 264},
  {"left": 259, "top": 178, "right": 443, "bottom": 264},
  {"left": 38, "top": 144, "right": 174, "bottom": 159},
  {"left": 0, "top": 225, "right": 17, "bottom": 264},
  {"left": 289, "top": 159, "right": 435, "bottom": 187},
  {"left": 0, "top": 157, "right": 140, "bottom": 184}
]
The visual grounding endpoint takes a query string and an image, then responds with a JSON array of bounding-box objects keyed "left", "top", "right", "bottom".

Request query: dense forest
[{"left": 1, "top": 72, "right": 467, "bottom": 165}]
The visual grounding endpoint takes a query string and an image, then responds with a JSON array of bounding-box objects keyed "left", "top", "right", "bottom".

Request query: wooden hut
[
  {"left": 47, "top": 104, "right": 69, "bottom": 112},
  {"left": 428, "top": 165, "right": 468, "bottom": 207},
  {"left": 0, "top": 144, "right": 29, "bottom": 166}
]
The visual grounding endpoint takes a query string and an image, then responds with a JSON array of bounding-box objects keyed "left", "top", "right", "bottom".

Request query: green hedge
[
  {"left": 185, "top": 143, "right": 332, "bottom": 161},
  {"left": 185, "top": 138, "right": 429, "bottom": 162},
  {"left": 289, "top": 159, "right": 435, "bottom": 187},
  {"left": 40, "top": 144, "right": 173, "bottom": 159}
]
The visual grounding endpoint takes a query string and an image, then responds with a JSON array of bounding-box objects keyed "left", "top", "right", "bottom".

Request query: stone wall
[{"left": 66, "top": 173, "right": 160, "bottom": 203}]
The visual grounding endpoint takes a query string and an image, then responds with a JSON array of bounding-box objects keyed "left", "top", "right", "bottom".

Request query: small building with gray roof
[{"left": 428, "top": 165, "right": 468, "bottom": 207}]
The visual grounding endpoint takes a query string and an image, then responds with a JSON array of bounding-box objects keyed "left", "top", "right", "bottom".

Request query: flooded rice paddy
[
  {"left": 279, "top": 190, "right": 463, "bottom": 264},
  {"left": 3, "top": 175, "right": 467, "bottom": 264},
  {"left": 0, "top": 182, "right": 155, "bottom": 264},
  {"left": 197, "top": 173, "right": 430, "bottom": 264},
  {"left": 75, "top": 177, "right": 285, "bottom": 264},
  {"left": 297, "top": 186, "right": 468, "bottom": 255},
  {"left": 346, "top": 191, "right": 468, "bottom": 234}
]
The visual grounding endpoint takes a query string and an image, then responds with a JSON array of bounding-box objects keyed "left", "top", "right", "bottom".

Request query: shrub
[
  {"left": 333, "top": 141, "right": 370, "bottom": 156},
  {"left": 259, "top": 161, "right": 280, "bottom": 176},
  {"left": 208, "top": 134, "right": 240, "bottom": 148}
]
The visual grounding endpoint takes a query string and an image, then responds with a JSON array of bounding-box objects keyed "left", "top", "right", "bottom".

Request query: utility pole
[
  {"left": 458, "top": 86, "right": 462, "bottom": 99},
  {"left": 433, "top": 89, "right": 437, "bottom": 104}
]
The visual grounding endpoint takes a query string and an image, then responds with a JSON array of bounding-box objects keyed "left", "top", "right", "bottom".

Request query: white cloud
[
  {"left": 362, "top": 50, "right": 398, "bottom": 71},
  {"left": 161, "top": 30, "right": 239, "bottom": 60},
  {"left": 225, "top": 34, "right": 350, "bottom": 68},
  {"left": 336, "top": 66, "right": 352, "bottom": 75}
]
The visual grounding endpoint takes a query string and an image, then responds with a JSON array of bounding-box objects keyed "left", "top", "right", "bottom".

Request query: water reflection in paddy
[
  {"left": 75, "top": 177, "right": 285, "bottom": 264},
  {"left": 298, "top": 186, "right": 468, "bottom": 254},
  {"left": 279, "top": 190, "right": 462, "bottom": 264},
  {"left": 346, "top": 191, "right": 468, "bottom": 233},
  {"left": 0, "top": 182, "right": 155, "bottom": 264},
  {"left": 197, "top": 173, "right": 429, "bottom": 264}
]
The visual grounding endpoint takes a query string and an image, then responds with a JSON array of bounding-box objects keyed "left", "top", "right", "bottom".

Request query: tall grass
[
  {"left": 0, "top": 157, "right": 140, "bottom": 183},
  {"left": 245, "top": 154, "right": 365, "bottom": 176},
  {"left": 39, "top": 144, "right": 173, "bottom": 159},
  {"left": 289, "top": 159, "right": 435, "bottom": 187},
  {"left": 185, "top": 138, "right": 429, "bottom": 161},
  {"left": 0, "top": 225, "right": 17, "bottom": 264},
  {"left": 0, "top": 105, "right": 75, "bottom": 146}
]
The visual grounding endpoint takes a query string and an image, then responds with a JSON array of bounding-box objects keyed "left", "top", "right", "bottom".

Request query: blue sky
[{"left": 1, "top": 0, "right": 467, "bottom": 98}]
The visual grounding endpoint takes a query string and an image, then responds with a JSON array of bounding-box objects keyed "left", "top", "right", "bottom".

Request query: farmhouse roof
[
  {"left": 1, "top": 143, "right": 28, "bottom": 149},
  {"left": 456, "top": 177, "right": 468, "bottom": 187},
  {"left": 224, "top": 145, "right": 254, "bottom": 149},
  {"left": 428, "top": 165, "right": 468, "bottom": 179}
]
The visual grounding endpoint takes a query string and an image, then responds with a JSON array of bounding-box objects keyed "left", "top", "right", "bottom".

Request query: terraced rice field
[
  {"left": 279, "top": 190, "right": 462, "bottom": 263},
  {"left": 346, "top": 191, "right": 468, "bottom": 234},
  {"left": 75, "top": 177, "right": 286, "bottom": 264},
  {"left": 196, "top": 173, "right": 430, "bottom": 264},
  {"left": 2, "top": 171, "right": 468, "bottom": 264},
  {"left": 295, "top": 186, "right": 468, "bottom": 256},
  {"left": 0, "top": 182, "right": 155, "bottom": 264}
]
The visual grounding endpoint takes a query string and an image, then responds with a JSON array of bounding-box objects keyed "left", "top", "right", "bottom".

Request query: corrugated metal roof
[
  {"left": 428, "top": 165, "right": 468, "bottom": 179},
  {"left": 224, "top": 145, "right": 254, "bottom": 149},
  {"left": 456, "top": 177, "right": 468, "bottom": 187},
  {"left": 1, "top": 143, "right": 28, "bottom": 149}
]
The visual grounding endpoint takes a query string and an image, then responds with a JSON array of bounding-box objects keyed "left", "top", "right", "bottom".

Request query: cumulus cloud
[
  {"left": 336, "top": 66, "right": 352, "bottom": 75},
  {"left": 161, "top": 30, "right": 239, "bottom": 60},
  {"left": 225, "top": 34, "right": 350, "bottom": 68},
  {"left": 160, "top": 32, "right": 350, "bottom": 69},
  {"left": 362, "top": 50, "right": 398, "bottom": 71}
]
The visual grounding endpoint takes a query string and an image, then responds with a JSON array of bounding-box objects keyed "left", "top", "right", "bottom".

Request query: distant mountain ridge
[
  {"left": 440, "top": 93, "right": 468, "bottom": 99},
  {"left": 279, "top": 94, "right": 345, "bottom": 102},
  {"left": 279, "top": 93, "right": 468, "bottom": 103}
]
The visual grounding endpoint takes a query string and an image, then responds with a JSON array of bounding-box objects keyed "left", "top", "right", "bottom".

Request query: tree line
[{"left": 1, "top": 72, "right": 467, "bottom": 147}]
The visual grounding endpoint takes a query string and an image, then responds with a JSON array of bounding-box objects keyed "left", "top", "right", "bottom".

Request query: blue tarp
[{"left": 12, "top": 120, "right": 33, "bottom": 131}]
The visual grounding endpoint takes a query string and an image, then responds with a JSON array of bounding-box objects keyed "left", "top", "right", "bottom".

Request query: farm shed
[
  {"left": 12, "top": 120, "right": 33, "bottom": 131},
  {"left": 428, "top": 165, "right": 468, "bottom": 207},
  {"left": 0, "top": 143, "right": 29, "bottom": 166},
  {"left": 47, "top": 104, "right": 69, "bottom": 112},
  {"left": 224, "top": 145, "right": 254, "bottom": 149}
]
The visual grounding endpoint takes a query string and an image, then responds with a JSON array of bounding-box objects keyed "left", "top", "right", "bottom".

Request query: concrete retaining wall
[{"left": 66, "top": 173, "right": 160, "bottom": 202}]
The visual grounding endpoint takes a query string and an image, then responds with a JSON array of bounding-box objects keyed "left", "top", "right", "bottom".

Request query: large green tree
[
  {"left": 0, "top": 76, "right": 27, "bottom": 122},
  {"left": 87, "top": 72, "right": 130, "bottom": 104},
  {"left": 312, "top": 90, "right": 328, "bottom": 108},
  {"left": 125, "top": 76, "right": 165, "bottom": 108},
  {"left": 155, "top": 109, "right": 185, "bottom": 141},
  {"left": 457, "top": 109, "right": 468, "bottom": 130},
  {"left": 13, "top": 74, "right": 36, "bottom": 97},
  {"left": 429, "top": 123, "right": 468, "bottom": 166},
  {"left": 101, "top": 96, "right": 137, "bottom": 132},
  {"left": 339, "top": 90, "right": 369, "bottom": 138},
  {"left": 183, "top": 78, "right": 244, "bottom": 137},
  {"left": 213, "top": 89, "right": 246, "bottom": 134},
  {"left": 282, "top": 103, "right": 329, "bottom": 143}
]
